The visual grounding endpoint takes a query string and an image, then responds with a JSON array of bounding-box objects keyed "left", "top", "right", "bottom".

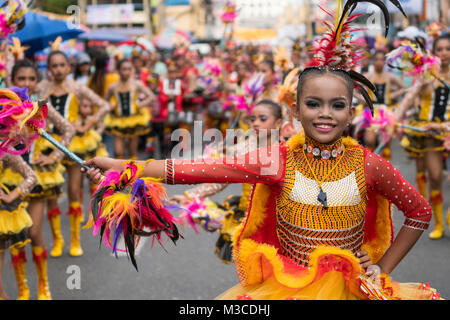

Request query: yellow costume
[{"left": 105, "top": 90, "right": 151, "bottom": 138}]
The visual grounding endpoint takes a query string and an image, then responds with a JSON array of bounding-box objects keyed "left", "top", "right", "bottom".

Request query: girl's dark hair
[
  {"left": 11, "top": 59, "right": 39, "bottom": 82},
  {"left": 254, "top": 99, "right": 282, "bottom": 120},
  {"left": 261, "top": 59, "right": 275, "bottom": 72},
  {"left": 47, "top": 50, "right": 69, "bottom": 66},
  {"left": 88, "top": 49, "right": 109, "bottom": 97},
  {"left": 432, "top": 33, "right": 450, "bottom": 54},
  {"left": 372, "top": 50, "right": 387, "bottom": 60},
  {"left": 117, "top": 58, "right": 131, "bottom": 70},
  {"left": 296, "top": 67, "right": 354, "bottom": 108}
]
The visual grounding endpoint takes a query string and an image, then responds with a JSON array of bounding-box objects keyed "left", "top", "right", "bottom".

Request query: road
[{"left": 2, "top": 138, "right": 450, "bottom": 300}]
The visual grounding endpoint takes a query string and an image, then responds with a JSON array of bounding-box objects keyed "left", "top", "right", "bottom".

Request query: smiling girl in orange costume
[{"left": 83, "top": 1, "right": 441, "bottom": 300}]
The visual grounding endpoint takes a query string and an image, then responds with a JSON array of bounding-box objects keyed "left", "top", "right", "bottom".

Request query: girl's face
[
  {"left": 13, "top": 67, "right": 38, "bottom": 94},
  {"left": 295, "top": 74, "right": 355, "bottom": 144},
  {"left": 434, "top": 39, "right": 450, "bottom": 67},
  {"left": 119, "top": 62, "right": 133, "bottom": 80},
  {"left": 373, "top": 54, "right": 386, "bottom": 72},
  {"left": 249, "top": 104, "right": 282, "bottom": 141},
  {"left": 48, "top": 54, "right": 70, "bottom": 83},
  {"left": 79, "top": 99, "right": 93, "bottom": 118},
  {"left": 259, "top": 62, "right": 273, "bottom": 86}
]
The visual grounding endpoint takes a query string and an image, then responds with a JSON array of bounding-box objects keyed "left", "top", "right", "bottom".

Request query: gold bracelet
[{"left": 16, "top": 188, "right": 25, "bottom": 199}]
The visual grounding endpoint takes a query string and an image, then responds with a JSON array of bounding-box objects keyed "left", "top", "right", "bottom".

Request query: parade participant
[
  {"left": 363, "top": 50, "right": 406, "bottom": 159},
  {"left": 104, "top": 59, "right": 155, "bottom": 160},
  {"left": 83, "top": 1, "right": 440, "bottom": 300},
  {"left": 158, "top": 61, "right": 186, "bottom": 155},
  {"left": 258, "top": 59, "right": 279, "bottom": 102},
  {"left": 87, "top": 48, "right": 120, "bottom": 156},
  {"left": 36, "top": 50, "right": 111, "bottom": 257},
  {"left": 73, "top": 52, "right": 91, "bottom": 86},
  {"left": 0, "top": 154, "right": 37, "bottom": 300},
  {"left": 394, "top": 33, "right": 450, "bottom": 240},
  {"left": 171, "top": 99, "right": 284, "bottom": 263},
  {"left": 10, "top": 60, "right": 74, "bottom": 299}
]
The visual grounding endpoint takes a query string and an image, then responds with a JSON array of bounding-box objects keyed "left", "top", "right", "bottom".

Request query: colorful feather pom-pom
[
  {"left": 220, "top": 0, "right": 238, "bottom": 24},
  {"left": 86, "top": 161, "right": 181, "bottom": 271},
  {"left": 177, "top": 197, "right": 227, "bottom": 233},
  {"left": 0, "top": 0, "right": 28, "bottom": 38},
  {"left": 0, "top": 87, "right": 47, "bottom": 156}
]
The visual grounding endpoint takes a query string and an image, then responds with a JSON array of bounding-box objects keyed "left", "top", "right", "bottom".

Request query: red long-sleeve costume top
[{"left": 164, "top": 132, "right": 432, "bottom": 293}]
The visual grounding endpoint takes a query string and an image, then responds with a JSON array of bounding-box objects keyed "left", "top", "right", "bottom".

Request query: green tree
[{"left": 38, "top": 0, "right": 77, "bottom": 14}]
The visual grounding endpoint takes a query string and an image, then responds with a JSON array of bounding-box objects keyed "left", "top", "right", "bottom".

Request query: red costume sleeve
[
  {"left": 165, "top": 145, "right": 286, "bottom": 186},
  {"left": 364, "top": 151, "right": 432, "bottom": 230}
]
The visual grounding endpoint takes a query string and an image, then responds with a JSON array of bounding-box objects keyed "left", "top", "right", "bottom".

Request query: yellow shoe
[
  {"left": 446, "top": 208, "right": 450, "bottom": 231},
  {"left": 429, "top": 227, "right": 444, "bottom": 239},
  {"left": 69, "top": 210, "right": 83, "bottom": 257},
  {"left": 11, "top": 249, "right": 29, "bottom": 300},
  {"left": 32, "top": 246, "right": 52, "bottom": 300},
  {"left": 429, "top": 190, "right": 444, "bottom": 240},
  {"left": 48, "top": 208, "right": 65, "bottom": 257}
]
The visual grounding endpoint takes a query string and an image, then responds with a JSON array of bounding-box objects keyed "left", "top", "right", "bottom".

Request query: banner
[
  {"left": 165, "top": 0, "right": 190, "bottom": 5},
  {"left": 86, "top": 4, "right": 134, "bottom": 25}
]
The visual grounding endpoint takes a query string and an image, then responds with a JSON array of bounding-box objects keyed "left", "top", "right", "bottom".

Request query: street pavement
[{"left": 2, "top": 138, "right": 450, "bottom": 300}]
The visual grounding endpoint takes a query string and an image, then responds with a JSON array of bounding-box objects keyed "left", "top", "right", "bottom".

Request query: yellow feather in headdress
[
  {"left": 375, "top": 33, "right": 388, "bottom": 50},
  {"left": 276, "top": 67, "right": 299, "bottom": 107},
  {"left": 50, "top": 36, "right": 63, "bottom": 51},
  {"left": 274, "top": 45, "right": 290, "bottom": 71},
  {"left": 8, "top": 37, "right": 29, "bottom": 59}
]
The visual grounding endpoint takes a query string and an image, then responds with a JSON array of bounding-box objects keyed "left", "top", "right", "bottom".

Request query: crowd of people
[{"left": 0, "top": 1, "right": 449, "bottom": 300}]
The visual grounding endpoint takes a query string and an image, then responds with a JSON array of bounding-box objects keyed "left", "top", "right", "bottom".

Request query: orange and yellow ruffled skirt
[{"left": 217, "top": 246, "right": 442, "bottom": 300}]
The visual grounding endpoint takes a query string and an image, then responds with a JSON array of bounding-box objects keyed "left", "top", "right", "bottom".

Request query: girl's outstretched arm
[{"left": 82, "top": 145, "right": 286, "bottom": 186}]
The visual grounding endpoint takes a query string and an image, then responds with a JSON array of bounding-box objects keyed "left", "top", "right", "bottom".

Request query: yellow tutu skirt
[
  {"left": 0, "top": 201, "right": 32, "bottom": 252},
  {"left": 64, "top": 129, "right": 109, "bottom": 166},
  {"left": 217, "top": 247, "right": 441, "bottom": 300},
  {"left": 104, "top": 107, "right": 151, "bottom": 138}
]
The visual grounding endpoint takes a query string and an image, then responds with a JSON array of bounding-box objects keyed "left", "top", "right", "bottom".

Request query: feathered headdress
[
  {"left": 304, "top": 0, "right": 407, "bottom": 115},
  {"left": 274, "top": 45, "right": 291, "bottom": 72},
  {"left": 8, "top": 37, "right": 29, "bottom": 60},
  {"left": 227, "top": 72, "right": 265, "bottom": 115},
  {"left": 0, "top": 87, "right": 47, "bottom": 156},
  {"left": 277, "top": 68, "right": 299, "bottom": 109},
  {"left": 199, "top": 58, "right": 222, "bottom": 95},
  {"left": 50, "top": 36, "right": 63, "bottom": 51},
  {"left": 0, "top": 0, "right": 28, "bottom": 39},
  {"left": 220, "top": 0, "right": 238, "bottom": 25},
  {"left": 386, "top": 40, "right": 448, "bottom": 89}
]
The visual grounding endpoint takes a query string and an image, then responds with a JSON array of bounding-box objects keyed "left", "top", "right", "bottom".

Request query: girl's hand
[
  {"left": 33, "top": 155, "right": 55, "bottom": 166},
  {"left": 84, "top": 167, "right": 104, "bottom": 185},
  {"left": 169, "top": 195, "right": 191, "bottom": 206},
  {"left": 422, "top": 122, "right": 443, "bottom": 133},
  {"left": 0, "top": 189, "right": 17, "bottom": 204},
  {"left": 356, "top": 250, "right": 373, "bottom": 270},
  {"left": 356, "top": 251, "right": 382, "bottom": 281},
  {"left": 81, "top": 157, "right": 125, "bottom": 183}
]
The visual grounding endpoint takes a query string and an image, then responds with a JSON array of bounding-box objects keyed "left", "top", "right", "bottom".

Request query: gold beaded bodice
[{"left": 276, "top": 137, "right": 368, "bottom": 267}]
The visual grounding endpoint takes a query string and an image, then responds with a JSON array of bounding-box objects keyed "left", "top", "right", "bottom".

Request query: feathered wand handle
[{"left": 85, "top": 161, "right": 181, "bottom": 271}]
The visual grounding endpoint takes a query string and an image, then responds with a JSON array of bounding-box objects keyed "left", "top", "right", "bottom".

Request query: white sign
[
  {"left": 86, "top": 4, "right": 135, "bottom": 25},
  {"left": 352, "top": 0, "right": 423, "bottom": 15}
]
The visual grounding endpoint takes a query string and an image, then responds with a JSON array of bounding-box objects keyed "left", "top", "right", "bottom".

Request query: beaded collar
[{"left": 303, "top": 136, "right": 344, "bottom": 160}]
